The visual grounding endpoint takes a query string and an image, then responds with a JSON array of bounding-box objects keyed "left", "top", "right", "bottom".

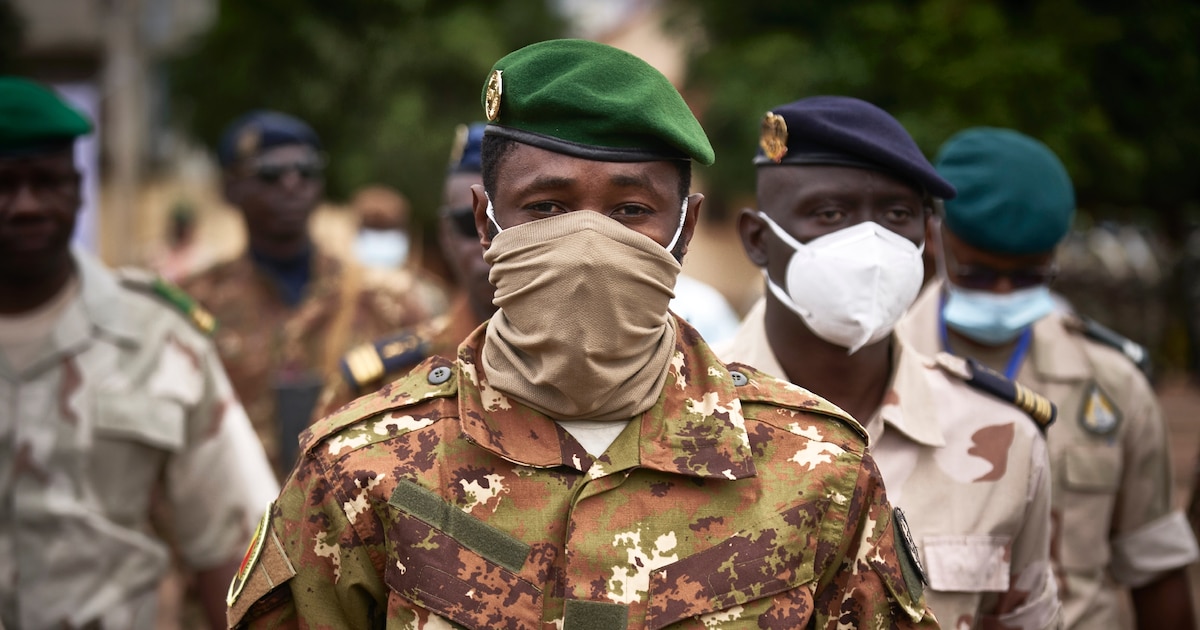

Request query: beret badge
[
  {"left": 759, "top": 112, "right": 788, "bottom": 163},
  {"left": 485, "top": 70, "right": 503, "bottom": 122},
  {"left": 448, "top": 124, "right": 469, "bottom": 168},
  {"left": 236, "top": 126, "right": 261, "bottom": 162}
]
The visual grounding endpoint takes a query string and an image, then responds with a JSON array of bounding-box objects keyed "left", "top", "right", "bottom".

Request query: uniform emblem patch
[
  {"left": 485, "top": 70, "right": 504, "bottom": 121},
  {"left": 759, "top": 111, "right": 788, "bottom": 163},
  {"left": 227, "top": 504, "right": 272, "bottom": 606},
  {"left": 893, "top": 507, "right": 926, "bottom": 601},
  {"left": 1080, "top": 384, "right": 1121, "bottom": 435}
]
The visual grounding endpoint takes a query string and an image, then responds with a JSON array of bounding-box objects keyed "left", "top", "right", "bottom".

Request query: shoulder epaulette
[
  {"left": 339, "top": 329, "right": 430, "bottom": 393},
  {"left": 725, "top": 362, "right": 867, "bottom": 442},
  {"left": 934, "top": 352, "right": 1056, "bottom": 432},
  {"left": 1064, "top": 315, "right": 1153, "bottom": 377},
  {"left": 117, "top": 267, "right": 217, "bottom": 335}
]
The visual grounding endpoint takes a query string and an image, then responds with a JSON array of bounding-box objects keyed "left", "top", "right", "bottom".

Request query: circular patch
[
  {"left": 227, "top": 504, "right": 271, "bottom": 606},
  {"left": 759, "top": 112, "right": 788, "bottom": 163},
  {"left": 485, "top": 70, "right": 504, "bottom": 122}
]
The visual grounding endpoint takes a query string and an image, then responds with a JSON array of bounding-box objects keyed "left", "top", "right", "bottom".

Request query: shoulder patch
[
  {"left": 1065, "top": 315, "right": 1153, "bottom": 378},
  {"left": 893, "top": 507, "right": 927, "bottom": 601},
  {"left": 726, "top": 362, "right": 867, "bottom": 442},
  {"left": 1079, "top": 383, "right": 1121, "bottom": 436},
  {"left": 340, "top": 330, "right": 430, "bottom": 393},
  {"left": 226, "top": 504, "right": 297, "bottom": 628},
  {"left": 935, "top": 353, "right": 1056, "bottom": 432},
  {"left": 303, "top": 354, "right": 458, "bottom": 455},
  {"left": 118, "top": 267, "right": 216, "bottom": 334}
]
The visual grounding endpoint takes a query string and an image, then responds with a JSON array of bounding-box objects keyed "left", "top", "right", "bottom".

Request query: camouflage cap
[
  {"left": 480, "top": 39, "right": 714, "bottom": 166},
  {"left": 935, "top": 127, "right": 1075, "bottom": 255},
  {"left": 0, "top": 77, "right": 92, "bottom": 156}
]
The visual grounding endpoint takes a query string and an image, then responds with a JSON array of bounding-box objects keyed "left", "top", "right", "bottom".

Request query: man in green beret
[
  {"left": 897, "top": 127, "right": 1198, "bottom": 629},
  {"left": 0, "top": 77, "right": 277, "bottom": 629},
  {"left": 228, "top": 40, "right": 936, "bottom": 629}
]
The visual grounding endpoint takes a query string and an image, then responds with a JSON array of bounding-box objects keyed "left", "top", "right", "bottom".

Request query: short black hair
[{"left": 481, "top": 134, "right": 692, "bottom": 205}]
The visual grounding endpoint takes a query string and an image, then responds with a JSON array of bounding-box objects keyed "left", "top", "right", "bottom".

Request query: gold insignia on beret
[
  {"left": 760, "top": 112, "right": 788, "bottom": 163},
  {"left": 236, "top": 125, "right": 261, "bottom": 161},
  {"left": 485, "top": 70, "right": 503, "bottom": 122},
  {"left": 448, "top": 124, "right": 469, "bottom": 168}
]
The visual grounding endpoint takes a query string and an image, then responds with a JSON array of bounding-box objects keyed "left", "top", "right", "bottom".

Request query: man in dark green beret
[
  {"left": 228, "top": 40, "right": 936, "bottom": 629},
  {"left": 0, "top": 77, "right": 277, "bottom": 629},
  {"left": 897, "top": 127, "right": 1198, "bottom": 629}
]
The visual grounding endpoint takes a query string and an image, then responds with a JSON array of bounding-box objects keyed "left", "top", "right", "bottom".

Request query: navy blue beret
[
  {"left": 216, "top": 110, "right": 321, "bottom": 167},
  {"left": 754, "top": 96, "right": 956, "bottom": 200},
  {"left": 448, "top": 122, "right": 486, "bottom": 174}
]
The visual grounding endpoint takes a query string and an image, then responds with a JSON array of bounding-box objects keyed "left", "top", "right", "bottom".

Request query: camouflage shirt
[
  {"left": 182, "top": 250, "right": 447, "bottom": 478},
  {"left": 229, "top": 320, "right": 938, "bottom": 629}
]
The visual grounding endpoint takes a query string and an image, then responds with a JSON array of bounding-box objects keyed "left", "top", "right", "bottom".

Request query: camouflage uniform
[
  {"left": 0, "top": 250, "right": 278, "bottom": 629},
  {"left": 182, "top": 250, "right": 447, "bottom": 478},
  {"left": 228, "top": 319, "right": 938, "bottom": 629},
  {"left": 314, "top": 294, "right": 482, "bottom": 420},
  {"left": 719, "top": 299, "right": 1062, "bottom": 629},
  {"left": 898, "top": 280, "right": 1199, "bottom": 629}
]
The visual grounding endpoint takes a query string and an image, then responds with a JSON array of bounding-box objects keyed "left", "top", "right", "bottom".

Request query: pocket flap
[
  {"left": 95, "top": 395, "right": 186, "bottom": 451},
  {"left": 922, "top": 535, "right": 1011, "bottom": 592},
  {"left": 1064, "top": 444, "right": 1122, "bottom": 492}
]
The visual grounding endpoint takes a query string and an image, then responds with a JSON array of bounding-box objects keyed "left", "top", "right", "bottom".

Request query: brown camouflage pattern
[
  {"left": 182, "top": 251, "right": 447, "bottom": 478},
  {"left": 230, "top": 319, "right": 939, "bottom": 629}
]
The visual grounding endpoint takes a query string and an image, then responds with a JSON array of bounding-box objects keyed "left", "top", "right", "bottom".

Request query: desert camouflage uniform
[
  {"left": 228, "top": 319, "right": 938, "bottom": 629},
  {"left": 898, "top": 280, "right": 1199, "bottom": 629},
  {"left": 182, "top": 250, "right": 447, "bottom": 478},
  {"left": 313, "top": 294, "right": 482, "bottom": 420},
  {"left": 719, "top": 299, "right": 1061, "bottom": 630},
  {"left": 0, "top": 250, "right": 277, "bottom": 629}
]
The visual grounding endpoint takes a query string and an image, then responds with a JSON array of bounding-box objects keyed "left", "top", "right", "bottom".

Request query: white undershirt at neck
[
  {"left": 0, "top": 274, "right": 81, "bottom": 372},
  {"left": 556, "top": 419, "right": 633, "bottom": 457}
]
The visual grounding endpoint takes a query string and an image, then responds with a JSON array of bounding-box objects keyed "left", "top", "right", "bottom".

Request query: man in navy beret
[
  {"left": 897, "top": 127, "right": 1198, "bottom": 629},
  {"left": 718, "top": 96, "right": 1063, "bottom": 628},
  {"left": 181, "top": 110, "right": 446, "bottom": 480}
]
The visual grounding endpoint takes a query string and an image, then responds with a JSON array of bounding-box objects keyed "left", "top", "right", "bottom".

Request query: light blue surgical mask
[{"left": 942, "top": 283, "right": 1056, "bottom": 345}]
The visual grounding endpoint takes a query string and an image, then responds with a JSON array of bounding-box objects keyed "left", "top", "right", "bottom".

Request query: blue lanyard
[{"left": 938, "top": 303, "right": 1033, "bottom": 380}]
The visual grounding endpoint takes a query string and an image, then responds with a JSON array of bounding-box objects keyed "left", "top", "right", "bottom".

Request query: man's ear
[
  {"left": 738, "top": 207, "right": 769, "bottom": 268},
  {"left": 675, "top": 193, "right": 704, "bottom": 257},
  {"left": 470, "top": 184, "right": 492, "bottom": 250}
]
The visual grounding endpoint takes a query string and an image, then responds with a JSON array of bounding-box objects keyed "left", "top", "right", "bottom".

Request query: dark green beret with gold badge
[
  {"left": 480, "top": 39, "right": 714, "bottom": 166},
  {"left": 0, "top": 76, "right": 93, "bottom": 156},
  {"left": 934, "top": 127, "right": 1075, "bottom": 255}
]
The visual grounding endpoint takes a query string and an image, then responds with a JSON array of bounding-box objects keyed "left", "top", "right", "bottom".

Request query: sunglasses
[
  {"left": 949, "top": 262, "right": 1058, "bottom": 291},
  {"left": 443, "top": 206, "right": 479, "bottom": 238},
  {"left": 0, "top": 170, "right": 80, "bottom": 208},
  {"left": 251, "top": 160, "right": 324, "bottom": 184}
]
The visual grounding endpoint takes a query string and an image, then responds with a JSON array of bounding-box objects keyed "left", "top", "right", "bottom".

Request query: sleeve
[
  {"left": 166, "top": 337, "right": 280, "bottom": 570},
  {"left": 812, "top": 452, "right": 939, "bottom": 629},
  {"left": 1110, "top": 374, "right": 1200, "bottom": 585},
  {"left": 229, "top": 451, "right": 388, "bottom": 628},
  {"left": 984, "top": 435, "right": 1062, "bottom": 629}
]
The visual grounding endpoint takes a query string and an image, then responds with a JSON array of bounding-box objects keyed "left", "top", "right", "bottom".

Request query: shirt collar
[{"left": 74, "top": 248, "right": 141, "bottom": 345}]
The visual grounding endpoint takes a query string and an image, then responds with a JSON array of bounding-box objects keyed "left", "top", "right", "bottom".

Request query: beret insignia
[
  {"left": 236, "top": 125, "right": 261, "bottom": 162},
  {"left": 448, "top": 124, "right": 469, "bottom": 169},
  {"left": 485, "top": 70, "right": 503, "bottom": 122},
  {"left": 759, "top": 112, "right": 788, "bottom": 163}
]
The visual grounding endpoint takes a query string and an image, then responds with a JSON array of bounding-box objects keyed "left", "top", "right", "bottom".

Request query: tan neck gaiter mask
[{"left": 482, "top": 210, "right": 681, "bottom": 421}]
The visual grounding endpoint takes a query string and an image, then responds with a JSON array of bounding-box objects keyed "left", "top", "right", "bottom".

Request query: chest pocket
[
  {"left": 91, "top": 394, "right": 186, "bottom": 522},
  {"left": 1063, "top": 444, "right": 1122, "bottom": 493},
  {"left": 921, "top": 535, "right": 1011, "bottom": 592}
]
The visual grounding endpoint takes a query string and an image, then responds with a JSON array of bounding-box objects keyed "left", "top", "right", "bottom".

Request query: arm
[
  {"left": 814, "top": 453, "right": 939, "bottom": 629},
  {"left": 196, "top": 558, "right": 241, "bottom": 630},
  {"left": 1132, "top": 568, "right": 1195, "bottom": 629}
]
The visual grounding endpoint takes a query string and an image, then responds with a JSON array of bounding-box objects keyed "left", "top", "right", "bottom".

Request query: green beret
[
  {"left": 934, "top": 127, "right": 1075, "bottom": 255},
  {"left": 0, "top": 77, "right": 93, "bottom": 155},
  {"left": 480, "top": 39, "right": 714, "bottom": 166}
]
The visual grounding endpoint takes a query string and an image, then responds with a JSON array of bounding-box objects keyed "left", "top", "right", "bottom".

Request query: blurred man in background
[
  {"left": 0, "top": 76, "right": 275, "bottom": 630},
  {"left": 350, "top": 183, "right": 413, "bottom": 270},
  {"left": 181, "top": 110, "right": 446, "bottom": 479},
  {"left": 719, "top": 96, "right": 1060, "bottom": 629},
  {"left": 897, "top": 127, "right": 1198, "bottom": 629}
]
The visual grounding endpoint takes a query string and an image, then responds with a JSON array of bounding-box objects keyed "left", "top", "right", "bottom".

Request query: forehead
[
  {"left": 250, "top": 143, "right": 320, "bottom": 164},
  {"left": 496, "top": 142, "right": 680, "bottom": 195},
  {"left": 757, "top": 164, "right": 922, "bottom": 201}
]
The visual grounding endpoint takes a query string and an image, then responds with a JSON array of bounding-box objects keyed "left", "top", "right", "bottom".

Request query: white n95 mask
[{"left": 759, "top": 214, "right": 925, "bottom": 353}]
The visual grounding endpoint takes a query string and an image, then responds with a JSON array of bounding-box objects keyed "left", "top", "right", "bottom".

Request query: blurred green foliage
[
  {"left": 168, "top": 0, "right": 563, "bottom": 223},
  {"left": 0, "top": 0, "right": 24, "bottom": 72},
  {"left": 670, "top": 0, "right": 1200, "bottom": 234}
]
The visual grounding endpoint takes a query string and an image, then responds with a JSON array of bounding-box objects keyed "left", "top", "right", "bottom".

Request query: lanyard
[{"left": 938, "top": 302, "right": 1033, "bottom": 380}]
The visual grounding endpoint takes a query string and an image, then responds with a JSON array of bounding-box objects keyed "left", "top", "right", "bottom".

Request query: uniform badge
[
  {"left": 485, "top": 70, "right": 504, "bottom": 121},
  {"left": 759, "top": 112, "right": 788, "bottom": 163},
  {"left": 893, "top": 507, "right": 926, "bottom": 600},
  {"left": 1080, "top": 384, "right": 1121, "bottom": 435},
  {"left": 227, "top": 504, "right": 272, "bottom": 606}
]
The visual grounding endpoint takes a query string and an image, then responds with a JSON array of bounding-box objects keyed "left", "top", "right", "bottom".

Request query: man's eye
[
  {"left": 527, "top": 202, "right": 566, "bottom": 214},
  {"left": 611, "top": 205, "right": 652, "bottom": 218},
  {"left": 887, "top": 207, "right": 915, "bottom": 221},
  {"left": 814, "top": 208, "right": 845, "bottom": 222}
]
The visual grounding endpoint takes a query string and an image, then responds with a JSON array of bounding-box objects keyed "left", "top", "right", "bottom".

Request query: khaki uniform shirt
[
  {"left": 182, "top": 250, "right": 447, "bottom": 478},
  {"left": 228, "top": 320, "right": 938, "bottom": 629},
  {"left": 718, "top": 299, "right": 1061, "bottom": 629},
  {"left": 0, "top": 250, "right": 278, "bottom": 629},
  {"left": 898, "top": 280, "right": 1200, "bottom": 629}
]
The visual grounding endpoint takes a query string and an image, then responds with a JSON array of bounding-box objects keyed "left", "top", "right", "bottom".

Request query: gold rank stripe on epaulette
[
  {"left": 934, "top": 353, "right": 1056, "bottom": 431},
  {"left": 341, "top": 343, "right": 386, "bottom": 391},
  {"left": 117, "top": 268, "right": 217, "bottom": 334},
  {"left": 339, "top": 331, "right": 430, "bottom": 393}
]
